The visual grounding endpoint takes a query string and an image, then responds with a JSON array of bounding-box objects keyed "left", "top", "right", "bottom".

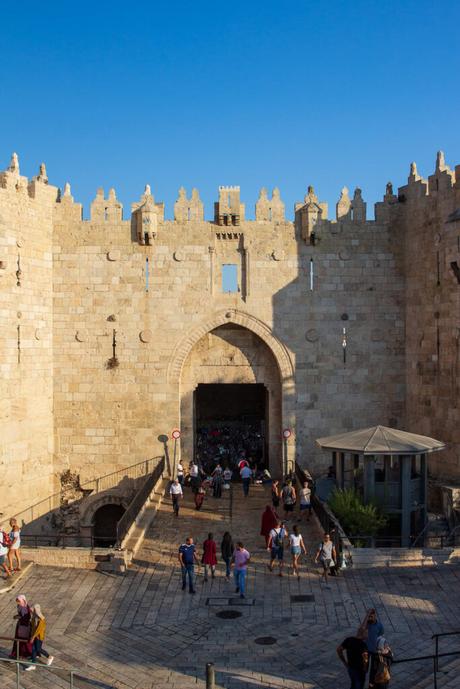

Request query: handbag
[
  {"left": 16, "top": 624, "right": 30, "bottom": 640},
  {"left": 374, "top": 655, "right": 391, "bottom": 683}
]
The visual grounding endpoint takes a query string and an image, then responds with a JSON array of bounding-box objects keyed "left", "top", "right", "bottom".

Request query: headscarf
[
  {"left": 32, "top": 604, "right": 45, "bottom": 620},
  {"left": 377, "top": 636, "right": 391, "bottom": 654},
  {"left": 16, "top": 595, "right": 28, "bottom": 608}
]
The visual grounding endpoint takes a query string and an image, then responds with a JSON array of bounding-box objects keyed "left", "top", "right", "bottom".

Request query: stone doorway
[
  {"left": 180, "top": 323, "right": 283, "bottom": 475},
  {"left": 194, "top": 383, "right": 269, "bottom": 471},
  {"left": 93, "top": 503, "right": 125, "bottom": 547}
]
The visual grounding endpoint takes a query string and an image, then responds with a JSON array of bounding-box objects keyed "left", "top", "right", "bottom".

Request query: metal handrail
[
  {"left": 116, "top": 456, "right": 165, "bottom": 547},
  {"left": 13, "top": 456, "right": 164, "bottom": 527}
]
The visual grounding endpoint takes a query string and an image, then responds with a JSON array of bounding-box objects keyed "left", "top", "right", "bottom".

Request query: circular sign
[
  {"left": 282, "top": 429, "right": 291, "bottom": 439},
  {"left": 171, "top": 429, "right": 181, "bottom": 440}
]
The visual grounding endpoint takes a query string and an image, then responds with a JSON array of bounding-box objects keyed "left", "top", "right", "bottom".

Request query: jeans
[
  {"left": 242, "top": 478, "right": 250, "bottom": 496},
  {"left": 172, "top": 496, "right": 180, "bottom": 515},
  {"left": 347, "top": 667, "right": 365, "bottom": 689},
  {"left": 223, "top": 556, "right": 231, "bottom": 577},
  {"left": 234, "top": 568, "right": 247, "bottom": 595},
  {"left": 31, "top": 639, "right": 50, "bottom": 663},
  {"left": 181, "top": 564, "right": 195, "bottom": 591}
]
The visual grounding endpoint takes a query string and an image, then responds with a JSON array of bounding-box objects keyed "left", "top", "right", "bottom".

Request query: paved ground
[{"left": 0, "top": 483, "right": 460, "bottom": 688}]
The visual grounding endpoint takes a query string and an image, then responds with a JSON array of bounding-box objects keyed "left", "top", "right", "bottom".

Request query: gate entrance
[{"left": 194, "top": 383, "right": 268, "bottom": 473}]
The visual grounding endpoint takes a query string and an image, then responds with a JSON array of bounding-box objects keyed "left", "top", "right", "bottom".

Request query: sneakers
[
  {"left": 240, "top": 593, "right": 245, "bottom": 599},
  {"left": 189, "top": 589, "right": 196, "bottom": 594},
  {"left": 25, "top": 665, "right": 36, "bottom": 672},
  {"left": 46, "top": 656, "right": 54, "bottom": 666}
]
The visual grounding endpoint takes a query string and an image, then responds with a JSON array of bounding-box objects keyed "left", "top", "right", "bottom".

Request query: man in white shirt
[
  {"left": 170, "top": 479, "right": 183, "bottom": 517},
  {"left": 240, "top": 464, "right": 252, "bottom": 497},
  {"left": 189, "top": 461, "right": 200, "bottom": 493},
  {"left": 0, "top": 524, "right": 12, "bottom": 577}
]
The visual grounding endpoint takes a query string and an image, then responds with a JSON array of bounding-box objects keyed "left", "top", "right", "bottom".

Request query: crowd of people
[
  {"left": 8, "top": 594, "right": 54, "bottom": 671},
  {"left": 0, "top": 517, "right": 22, "bottom": 579},
  {"left": 195, "top": 423, "right": 265, "bottom": 475}
]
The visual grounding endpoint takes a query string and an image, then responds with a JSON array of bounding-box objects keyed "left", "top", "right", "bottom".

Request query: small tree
[{"left": 328, "top": 488, "right": 387, "bottom": 541}]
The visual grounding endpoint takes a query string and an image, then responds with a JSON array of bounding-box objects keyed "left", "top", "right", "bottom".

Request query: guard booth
[{"left": 316, "top": 425, "right": 445, "bottom": 547}]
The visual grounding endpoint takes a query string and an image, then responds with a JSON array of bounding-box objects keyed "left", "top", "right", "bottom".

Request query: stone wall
[
  {"left": 393, "top": 154, "right": 460, "bottom": 481},
  {"left": 0, "top": 157, "right": 57, "bottom": 515}
]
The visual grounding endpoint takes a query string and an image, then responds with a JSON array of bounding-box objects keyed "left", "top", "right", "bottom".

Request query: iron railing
[
  {"left": 390, "top": 630, "right": 460, "bottom": 689},
  {"left": 116, "top": 456, "right": 165, "bottom": 547},
  {"left": 13, "top": 457, "right": 164, "bottom": 528}
]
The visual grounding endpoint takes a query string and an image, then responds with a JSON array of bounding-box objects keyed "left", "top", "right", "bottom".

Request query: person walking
[
  {"left": 282, "top": 479, "right": 296, "bottom": 520},
  {"left": 24, "top": 604, "right": 54, "bottom": 671},
  {"left": 232, "top": 542, "right": 250, "bottom": 599},
  {"left": 189, "top": 461, "right": 200, "bottom": 493},
  {"left": 240, "top": 463, "right": 252, "bottom": 497},
  {"left": 271, "top": 479, "right": 281, "bottom": 508},
  {"left": 298, "top": 481, "right": 312, "bottom": 522},
  {"left": 7, "top": 518, "right": 21, "bottom": 572},
  {"left": 0, "top": 525, "right": 12, "bottom": 579},
  {"left": 221, "top": 532, "right": 234, "bottom": 580},
  {"left": 177, "top": 460, "right": 185, "bottom": 487},
  {"left": 260, "top": 505, "right": 279, "bottom": 547},
  {"left": 361, "top": 609, "right": 384, "bottom": 688},
  {"left": 337, "top": 628, "right": 369, "bottom": 689},
  {"left": 212, "top": 464, "right": 223, "bottom": 498},
  {"left": 178, "top": 536, "right": 199, "bottom": 594},
  {"left": 314, "top": 533, "right": 337, "bottom": 582},
  {"left": 202, "top": 533, "right": 218, "bottom": 581},
  {"left": 372, "top": 636, "right": 393, "bottom": 688},
  {"left": 169, "top": 478, "right": 183, "bottom": 517},
  {"left": 267, "top": 520, "right": 288, "bottom": 576},
  {"left": 289, "top": 524, "right": 307, "bottom": 578},
  {"left": 10, "top": 595, "right": 32, "bottom": 659},
  {"left": 194, "top": 483, "right": 206, "bottom": 510}
]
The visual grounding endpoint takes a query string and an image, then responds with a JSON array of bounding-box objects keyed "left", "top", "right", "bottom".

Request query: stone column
[{"left": 401, "top": 456, "right": 412, "bottom": 547}]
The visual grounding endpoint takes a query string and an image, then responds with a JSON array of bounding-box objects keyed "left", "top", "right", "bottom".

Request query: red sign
[
  {"left": 282, "top": 429, "right": 292, "bottom": 439},
  {"left": 171, "top": 429, "right": 181, "bottom": 440}
]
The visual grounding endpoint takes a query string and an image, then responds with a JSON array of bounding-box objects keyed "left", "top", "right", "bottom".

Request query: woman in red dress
[
  {"left": 202, "top": 533, "right": 217, "bottom": 581},
  {"left": 260, "top": 505, "right": 279, "bottom": 547}
]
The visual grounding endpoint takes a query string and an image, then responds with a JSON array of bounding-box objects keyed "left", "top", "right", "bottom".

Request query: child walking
[{"left": 25, "top": 604, "right": 54, "bottom": 671}]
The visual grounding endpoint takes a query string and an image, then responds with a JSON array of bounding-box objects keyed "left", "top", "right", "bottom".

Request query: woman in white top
[
  {"left": 289, "top": 524, "right": 307, "bottom": 578},
  {"left": 177, "top": 461, "right": 185, "bottom": 486},
  {"left": 299, "top": 481, "right": 312, "bottom": 522},
  {"left": 8, "top": 518, "right": 21, "bottom": 572}
]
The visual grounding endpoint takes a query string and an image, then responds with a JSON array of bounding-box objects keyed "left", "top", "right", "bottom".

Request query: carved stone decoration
[
  {"left": 0, "top": 260, "right": 6, "bottom": 270},
  {"left": 107, "top": 314, "right": 117, "bottom": 322},
  {"left": 339, "top": 250, "right": 351, "bottom": 260},
  {"left": 272, "top": 250, "right": 285, "bottom": 261},
  {"left": 16, "top": 239, "right": 23, "bottom": 248},
  {"left": 305, "top": 329, "right": 319, "bottom": 343},
  {"left": 173, "top": 251, "right": 184, "bottom": 262},
  {"left": 75, "top": 330, "right": 88, "bottom": 342},
  {"left": 139, "top": 330, "right": 152, "bottom": 343},
  {"left": 107, "top": 250, "right": 120, "bottom": 261},
  {"left": 34, "top": 328, "right": 42, "bottom": 340}
]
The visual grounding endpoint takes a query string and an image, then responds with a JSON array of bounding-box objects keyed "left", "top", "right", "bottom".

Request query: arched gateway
[{"left": 168, "top": 310, "right": 295, "bottom": 476}]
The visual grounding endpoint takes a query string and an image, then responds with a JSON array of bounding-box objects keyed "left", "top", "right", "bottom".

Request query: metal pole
[
  {"left": 206, "top": 662, "right": 215, "bottom": 689},
  {"left": 173, "top": 438, "right": 177, "bottom": 478},
  {"left": 435, "top": 636, "right": 439, "bottom": 672},
  {"left": 16, "top": 640, "right": 20, "bottom": 689},
  {"left": 70, "top": 670, "right": 74, "bottom": 689}
]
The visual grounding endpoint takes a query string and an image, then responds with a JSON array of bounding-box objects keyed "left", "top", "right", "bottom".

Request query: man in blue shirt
[
  {"left": 240, "top": 464, "right": 252, "bottom": 497},
  {"left": 178, "top": 536, "right": 199, "bottom": 594},
  {"left": 364, "top": 609, "right": 384, "bottom": 688}
]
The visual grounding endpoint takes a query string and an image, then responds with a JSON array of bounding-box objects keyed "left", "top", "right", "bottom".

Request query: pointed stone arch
[{"left": 167, "top": 309, "right": 294, "bottom": 385}]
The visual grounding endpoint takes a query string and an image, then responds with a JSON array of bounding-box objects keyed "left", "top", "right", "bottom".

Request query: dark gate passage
[
  {"left": 194, "top": 383, "right": 268, "bottom": 472},
  {"left": 93, "top": 503, "right": 125, "bottom": 547}
]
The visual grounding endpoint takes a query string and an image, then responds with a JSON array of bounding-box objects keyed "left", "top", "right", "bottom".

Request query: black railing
[
  {"left": 21, "top": 534, "right": 116, "bottom": 548},
  {"left": 391, "top": 630, "right": 460, "bottom": 689},
  {"left": 347, "top": 535, "right": 403, "bottom": 548},
  {"left": 116, "top": 456, "right": 165, "bottom": 547}
]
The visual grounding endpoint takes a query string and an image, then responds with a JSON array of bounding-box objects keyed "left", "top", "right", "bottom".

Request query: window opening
[
  {"left": 222, "top": 264, "right": 238, "bottom": 293},
  {"left": 145, "top": 257, "right": 149, "bottom": 292},
  {"left": 104, "top": 208, "right": 109, "bottom": 221},
  {"left": 310, "top": 258, "right": 314, "bottom": 291},
  {"left": 268, "top": 207, "right": 272, "bottom": 221}
]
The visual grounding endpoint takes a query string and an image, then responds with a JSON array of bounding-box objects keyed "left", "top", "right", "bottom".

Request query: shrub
[{"left": 328, "top": 488, "right": 387, "bottom": 539}]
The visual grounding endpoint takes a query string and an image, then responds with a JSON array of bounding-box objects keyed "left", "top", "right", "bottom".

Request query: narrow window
[
  {"left": 187, "top": 207, "right": 191, "bottom": 221},
  {"left": 268, "top": 207, "right": 272, "bottom": 221},
  {"left": 104, "top": 208, "right": 109, "bottom": 221},
  {"left": 145, "top": 257, "right": 149, "bottom": 292},
  {"left": 310, "top": 258, "right": 314, "bottom": 291},
  {"left": 222, "top": 264, "right": 238, "bottom": 293}
]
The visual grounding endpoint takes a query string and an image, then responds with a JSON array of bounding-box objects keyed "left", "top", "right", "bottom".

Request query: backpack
[
  {"left": 1, "top": 531, "right": 12, "bottom": 547},
  {"left": 273, "top": 528, "right": 284, "bottom": 548}
]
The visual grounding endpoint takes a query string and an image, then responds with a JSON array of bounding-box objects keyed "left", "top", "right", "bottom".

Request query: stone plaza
[{"left": 1, "top": 486, "right": 460, "bottom": 688}]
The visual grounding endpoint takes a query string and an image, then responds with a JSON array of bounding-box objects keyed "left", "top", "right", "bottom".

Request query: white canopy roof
[{"left": 316, "top": 425, "right": 445, "bottom": 456}]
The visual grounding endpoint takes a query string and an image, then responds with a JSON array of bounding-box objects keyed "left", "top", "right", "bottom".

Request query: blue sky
[{"left": 1, "top": 0, "right": 459, "bottom": 220}]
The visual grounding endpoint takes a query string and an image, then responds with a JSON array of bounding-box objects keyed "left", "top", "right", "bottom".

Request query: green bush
[{"left": 328, "top": 488, "right": 387, "bottom": 538}]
